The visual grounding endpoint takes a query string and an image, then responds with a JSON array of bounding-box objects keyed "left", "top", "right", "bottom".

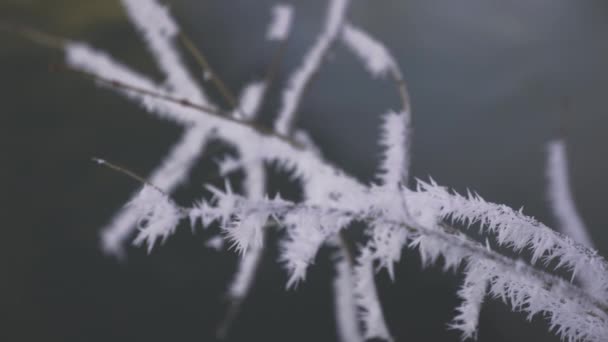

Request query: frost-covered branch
[
  {"left": 334, "top": 248, "right": 364, "bottom": 342},
  {"left": 124, "top": 182, "right": 608, "bottom": 341},
  {"left": 353, "top": 247, "right": 393, "bottom": 341},
  {"left": 546, "top": 140, "right": 594, "bottom": 249},
  {"left": 53, "top": 0, "right": 608, "bottom": 340},
  {"left": 546, "top": 139, "right": 596, "bottom": 292},
  {"left": 416, "top": 180, "right": 608, "bottom": 301},
  {"left": 376, "top": 111, "right": 410, "bottom": 187},
  {"left": 449, "top": 259, "right": 489, "bottom": 340},
  {"left": 341, "top": 24, "right": 411, "bottom": 113},
  {"left": 274, "top": 0, "right": 350, "bottom": 135}
]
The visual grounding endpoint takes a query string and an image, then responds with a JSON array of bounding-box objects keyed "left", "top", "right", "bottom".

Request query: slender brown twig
[
  {"left": 92, "top": 157, "right": 167, "bottom": 195},
  {"left": 179, "top": 32, "right": 240, "bottom": 111}
]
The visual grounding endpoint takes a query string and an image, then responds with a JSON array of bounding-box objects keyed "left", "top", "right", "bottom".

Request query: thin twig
[
  {"left": 209, "top": 197, "right": 608, "bottom": 315},
  {"left": 93, "top": 153, "right": 608, "bottom": 321},
  {"left": 92, "top": 157, "right": 167, "bottom": 195},
  {"left": 277, "top": 1, "right": 352, "bottom": 136},
  {"left": 179, "top": 33, "right": 240, "bottom": 111}
]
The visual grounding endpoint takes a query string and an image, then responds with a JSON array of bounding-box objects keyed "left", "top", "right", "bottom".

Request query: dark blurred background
[{"left": 2, "top": 0, "right": 608, "bottom": 341}]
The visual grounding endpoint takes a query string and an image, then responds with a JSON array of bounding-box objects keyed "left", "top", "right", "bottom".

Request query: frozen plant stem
[
  {"left": 92, "top": 158, "right": 166, "bottom": 195},
  {"left": 274, "top": 0, "right": 351, "bottom": 136},
  {"left": 214, "top": 5, "right": 294, "bottom": 338},
  {"left": 546, "top": 139, "right": 595, "bottom": 291},
  {"left": 546, "top": 140, "right": 594, "bottom": 249}
]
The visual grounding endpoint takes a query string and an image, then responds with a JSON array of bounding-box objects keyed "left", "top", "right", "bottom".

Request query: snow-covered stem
[
  {"left": 353, "top": 247, "right": 393, "bottom": 341},
  {"left": 411, "top": 225, "right": 608, "bottom": 341},
  {"left": 132, "top": 186, "right": 608, "bottom": 340},
  {"left": 416, "top": 180, "right": 608, "bottom": 301},
  {"left": 341, "top": 24, "right": 398, "bottom": 80},
  {"left": 274, "top": 0, "right": 351, "bottom": 135},
  {"left": 193, "top": 179, "right": 608, "bottom": 322},
  {"left": 546, "top": 139, "right": 595, "bottom": 292},
  {"left": 187, "top": 190, "right": 608, "bottom": 315},
  {"left": 334, "top": 248, "right": 364, "bottom": 342},
  {"left": 546, "top": 139, "right": 594, "bottom": 249},
  {"left": 449, "top": 259, "right": 489, "bottom": 340},
  {"left": 110, "top": 171, "right": 607, "bottom": 342},
  {"left": 376, "top": 111, "right": 410, "bottom": 187},
  {"left": 342, "top": 24, "right": 412, "bottom": 187},
  {"left": 228, "top": 244, "right": 264, "bottom": 299}
]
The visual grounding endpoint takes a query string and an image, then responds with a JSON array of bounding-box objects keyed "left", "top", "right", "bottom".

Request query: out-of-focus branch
[{"left": 274, "top": 0, "right": 351, "bottom": 135}]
